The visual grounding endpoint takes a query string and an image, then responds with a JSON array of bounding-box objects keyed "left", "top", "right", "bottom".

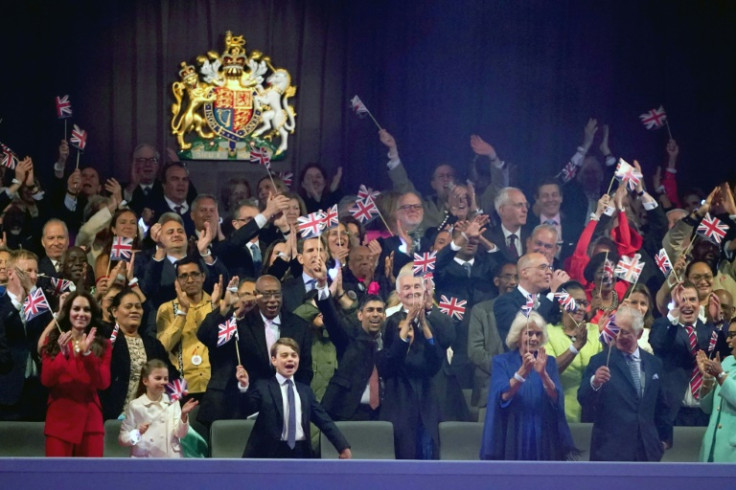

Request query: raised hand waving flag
[
  {"left": 599, "top": 313, "right": 620, "bottom": 346},
  {"left": 350, "top": 95, "right": 381, "bottom": 130},
  {"left": 654, "top": 248, "right": 673, "bottom": 276},
  {"left": 614, "top": 159, "right": 643, "bottom": 191}
]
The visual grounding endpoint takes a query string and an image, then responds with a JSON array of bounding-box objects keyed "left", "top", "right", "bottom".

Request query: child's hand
[
  {"left": 138, "top": 422, "right": 151, "bottom": 435},
  {"left": 235, "top": 364, "right": 249, "bottom": 387},
  {"left": 181, "top": 398, "right": 199, "bottom": 421}
]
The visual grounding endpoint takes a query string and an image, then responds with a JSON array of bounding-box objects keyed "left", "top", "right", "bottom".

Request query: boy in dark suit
[{"left": 236, "top": 337, "right": 351, "bottom": 459}]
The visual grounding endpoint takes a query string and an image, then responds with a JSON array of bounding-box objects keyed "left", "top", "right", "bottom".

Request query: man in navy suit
[
  {"left": 236, "top": 337, "right": 351, "bottom": 458},
  {"left": 492, "top": 252, "right": 569, "bottom": 346},
  {"left": 578, "top": 306, "right": 671, "bottom": 461},
  {"left": 482, "top": 187, "right": 530, "bottom": 263},
  {"left": 650, "top": 282, "right": 721, "bottom": 439}
]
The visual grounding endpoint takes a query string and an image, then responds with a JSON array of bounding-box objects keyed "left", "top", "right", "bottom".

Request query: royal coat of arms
[{"left": 170, "top": 31, "right": 297, "bottom": 160}]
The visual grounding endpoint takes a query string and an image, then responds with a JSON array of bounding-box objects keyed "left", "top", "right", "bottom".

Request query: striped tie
[{"left": 685, "top": 325, "right": 702, "bottom": 399}]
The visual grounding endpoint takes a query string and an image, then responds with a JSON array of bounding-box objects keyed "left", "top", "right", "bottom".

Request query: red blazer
[{"left": 41, "top": 340, "right": 112, "bottom": 444}]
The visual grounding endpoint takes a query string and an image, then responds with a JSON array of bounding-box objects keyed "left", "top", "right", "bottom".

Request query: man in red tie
[{"left": 649, "top": 282, "right": 725, "bottom": 445}]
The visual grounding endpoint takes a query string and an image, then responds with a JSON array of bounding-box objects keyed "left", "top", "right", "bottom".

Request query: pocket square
[{"left": 652, "top": 374, "right": 659, "bottom": 380}]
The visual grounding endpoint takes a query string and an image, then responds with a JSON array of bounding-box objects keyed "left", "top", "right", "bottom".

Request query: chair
[
  {"left": 0, "top": 421, "right": 46, "bottom": 457},
  {"left": 568, "top": 422, "right": 593, "bottom": 461},
  {"left": 320, "top": 421, "right": 395, "bottom": 459},
  {"left": 210, "top": 419, "right": 255, "bottom": 458},
  {"left": 438, "top": 421, "right": 484, "bottom": 460},
  {"left": 104, "top": 419, "right": 129, "bottom": 457},
  {"left": 462, "top": 388, "right": 479, "bottom": 422},
  {"left": 661, "top": 425, "right": 707, "bottom": 462}
]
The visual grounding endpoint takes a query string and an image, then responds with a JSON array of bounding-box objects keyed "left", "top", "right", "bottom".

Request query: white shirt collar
[
  {"left": 260, "top": 311, "right": 281, "bottom": 326},
  {"left": 275, "top": 372, "right": 293, "bottom": 386},
  {"left": 501, "top": 224, "right": 521, "bottom": 237},
  {"left": 164, "top": 195, "right": 188, "bottom": 213}
]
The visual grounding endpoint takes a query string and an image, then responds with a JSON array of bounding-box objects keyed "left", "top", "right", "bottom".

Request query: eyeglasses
[
  {"left": 177, "top": 272, "right": 204, "bottom": 281},
  {"left": 398, "top": 204, "right": 423, "bottom": 211},
  {"left": 257, "top": 291, "right": 282, "bottom": 299},
  {"left": 509, "top": 202, "right": 530, "bottom": 210},
  {"left": 135, "top": 157, "right": 159, "bottom": 164},
  {"left": 690, "top": 274, "right": 713, "bottom": 282},
  {"left": 524, "top": 331, "right": 543, "bottom": 337},
  {"left": 524, "top": 264, "right": 553, "bottom": 272},
  {"left": 726, "top": 331, "right": 736, "bottom": 338}
]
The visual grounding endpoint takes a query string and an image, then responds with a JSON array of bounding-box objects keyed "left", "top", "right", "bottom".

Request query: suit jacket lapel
[
  {"left": 612, "top": 349, "right": 639, "bottom": 398},
  {"left": 297, "top": 382, "right": 310, "bottom": 433}
]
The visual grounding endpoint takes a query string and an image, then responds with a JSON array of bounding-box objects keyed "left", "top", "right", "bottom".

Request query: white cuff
[{"left": 642, "top": 199, "right": 658, "bottom": 211}]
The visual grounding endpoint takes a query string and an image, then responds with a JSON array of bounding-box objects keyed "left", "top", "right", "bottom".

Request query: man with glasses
[
  {"left": 156, "top": 257, "right": 214, "bottom": 399},
  {"left": 483, "top": 187, "right": 531, "bottom": 263},
  {"left": 492, "top": 252, "right": 569, "bottom": 347},
  {"left": 124, "top": 143, "right": 164, "bottom": 215},
  {"left": 379, "top": 191, "right": 434, "bottom": 277}
]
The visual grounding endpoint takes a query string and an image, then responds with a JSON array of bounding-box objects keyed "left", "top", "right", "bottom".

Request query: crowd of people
[{"left": 0, "top": 118, "right": 735, "bottom": 462}]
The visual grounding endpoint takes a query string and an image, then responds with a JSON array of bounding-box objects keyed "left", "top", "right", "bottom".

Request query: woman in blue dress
[{"left": 480, "top": 311, "right": 576, "bottom": 460}]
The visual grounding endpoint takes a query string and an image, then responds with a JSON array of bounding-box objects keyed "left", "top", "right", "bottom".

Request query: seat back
[
  {"left": 0, "top": 421, "right": 46, "bottom": 457},
  {"left": 104, "top": 419, "right": 129, "bottom": 457},
  {"left": 661, "top": 425, "right": 706, "bottom": 462},
  {"left": 320, "top": 421, "right": 395, "bottom": 459},
  {"left": 210, "top": 419, "right": 255, "bottom": 458},
  {"left": 438, "top": 421, "right": 484, "bottom": 460}
]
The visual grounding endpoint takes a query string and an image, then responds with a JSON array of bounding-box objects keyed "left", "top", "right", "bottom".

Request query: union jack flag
[
  {"left": 349, "top": 196, "right": 378, "bottom": 223},
  {"left": 49, "top": 277, "right": 74, "bottom": 296},
  {"left": 438, "top": 295, "right": 467, "bottom": 321},
  {"left": 639, "top": 106, "right": 667, "bottom": 130},
  {"left": 250, "top": 146, "right": 271, "bottom": 167},
  {"left": 321, "top": 204, "right": 339, "bottom": 230},
  {"left": 558, "top": 160, "right": 578, "bottom": 184},
  {"left": 696, "top": 213, "right": 729, "bottom": 245},
  {"left": 166, "top": 378, "right": 188, "bottom": 402},
  {"left": 110, "top": 235, "right": 134, "bottom": 262},
  {"left": 614, "top": 253, "right": 645, "bottom": 283},
  {"left": 521, "top": 294, "right": 535, "bottom": 317},
  {"left": 23, "top": 288, "right": 50, "bottom": 321},
  {"left": 412, "top": 251, "right": 437, "bottom": 276},
  {"left": 599, "top": 313, "right": 620, "bottom": 345},
  {"left": 614, "top": 159, "right": 642, "bottom": 191},
  {"left": 70, "top": 124, "right": 87, "bottom": 150},
  {"left": 554, "top": 289, "right": 577, "bottom": 313},
  {"left": 708, "top": 330, "right": 718, "bottom": 354},
  {"left": 350, "top": 95, "right": 369, "bottom": 116},
  {"left": 297, "top": 211, "right": 326, "bottom": 238},
  {"left": 1, "top": 142, "right": 18, "bottom": 170},
  {"left": 276, "top": 171, "right": 293, "bottom": 188},
  {"left": 654, "top": 248, "right": 673, "bottom": 276},
  {"left": 217, "top": 316, "right": 238, "bottom": 347},
  {"left": 357, "top": 184, "right": 381, "bottom": 202},
  {"left": 55, "top": 95, "right": 73, "bottom": 119},
  {"left": 110, "top": 324, "right": 120, "bottom": 344}
]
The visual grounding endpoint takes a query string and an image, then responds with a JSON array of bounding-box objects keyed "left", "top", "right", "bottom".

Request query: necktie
[
  {"left": 174, "top": 205, "right": 183, "bottom": 215},
  {"left": 286, "top": 379, "right": 296, "bottom": 449},
  {"left": 142, "top": 186, "right": 150, "bottom": 196},
  {"left": 305, "top": 279, "right": 316, "bottom": 292},
  {"left": 507, "top": 234, "right": 519, "bottom": 260},
  {"left": 462, "top": 261, "right": 472, "bottom": 278},
  {"left": 250, "top": 243, "right": 262, "bottom": 272},
  {"left": 626, "top": 354, "right": 642, "bottom": 398},
  {"left": 685, "top": 325, "right": 702, "bottom": 398},
  {"left": 265, "top": 320, "right": 277, "bottom": 354},
  {"left": 368, "top": 367, "right": 380, "bottom": 410}
]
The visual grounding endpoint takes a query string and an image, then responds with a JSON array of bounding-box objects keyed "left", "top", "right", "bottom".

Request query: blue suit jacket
[
  {"left": 492, "top": 288, "right": 555, "bottom": 349},
  {"left": 578, "top": 348, "right": 670, "bottom": 461}
]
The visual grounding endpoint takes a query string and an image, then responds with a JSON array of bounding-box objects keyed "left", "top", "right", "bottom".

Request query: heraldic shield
[{"left": 170, "top": 31, "right": 297, "bottom": 160}]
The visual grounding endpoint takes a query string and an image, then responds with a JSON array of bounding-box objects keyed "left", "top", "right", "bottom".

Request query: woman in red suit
[{"left": 42, "top": 291, "right": 111, "bottom": 456}]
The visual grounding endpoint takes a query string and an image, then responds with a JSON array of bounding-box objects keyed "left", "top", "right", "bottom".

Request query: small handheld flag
[
  {"left": 696, "top": 213, "right": 729, "bottom": 245},
  {"left": 23, "top": 288, "right": 51, "bottom": 322},
  {"left": 614, "top": 254, "right": 644, "bottom": 284},
  {"left": 614, "top": 159, "right": 643, "bottom": 191},
  {"left": 357, "top": 184, "right": 381, "bottom": 202},
  {"left": 110, "top": 324, "right": 120, "bottom": 344},
  {"left": 599, "top": 313, "right": 620, "bottom": 346},
  {"left": 276, "top": 171, "right": 293, "bottom": 188},
  {"left": 639, "top": 106, "right": 667, "bottom": 130},
  {"left": 438, "top": 295, "right": 467, "bottom": 321},
  {"left": 110, "top": 236, "right": 134, "bottom": 262},
  {"left": 412, "top": 251, "right": 437, "bottom": 277},
  {"left": 49, "top": 277, "right": 74, "bottom": 296},
  {"left": 250, "top": 147, "right": 271, "bottom": 167},
  {"left": 322, "top": 204, "right": 339, "bottom": 230},
  {"left": 350, "top": 95, "right": 382, "bottom": 130},
  {"left": 349, "top": 196, "right": 379, "bottom": 224},
  {"left": 55, "top": 95, "right": 73, "bottom": 119},
  {"left": 297, "top": 211, "right": 326, "bottom": 238},
  {"left": 70, "top": 124, "right": 87, "bottom": 150},
  {"left": 1, "top": 142, "right": 19, "bottom": 170},
  {"left": 521, "top": 294, "right": 535, "bottom": 317},
  {"left": 217, "top": 316, "right": 238, "bottom": 347},
  {"left": 554, "top": 289, "right": 577, "bottom": 313},
  {"left": 654, "top": 248, "right": 673, "bottom": 277},
  {"left": 166, "top": 378, "right": 188, "bottom": 402}
]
